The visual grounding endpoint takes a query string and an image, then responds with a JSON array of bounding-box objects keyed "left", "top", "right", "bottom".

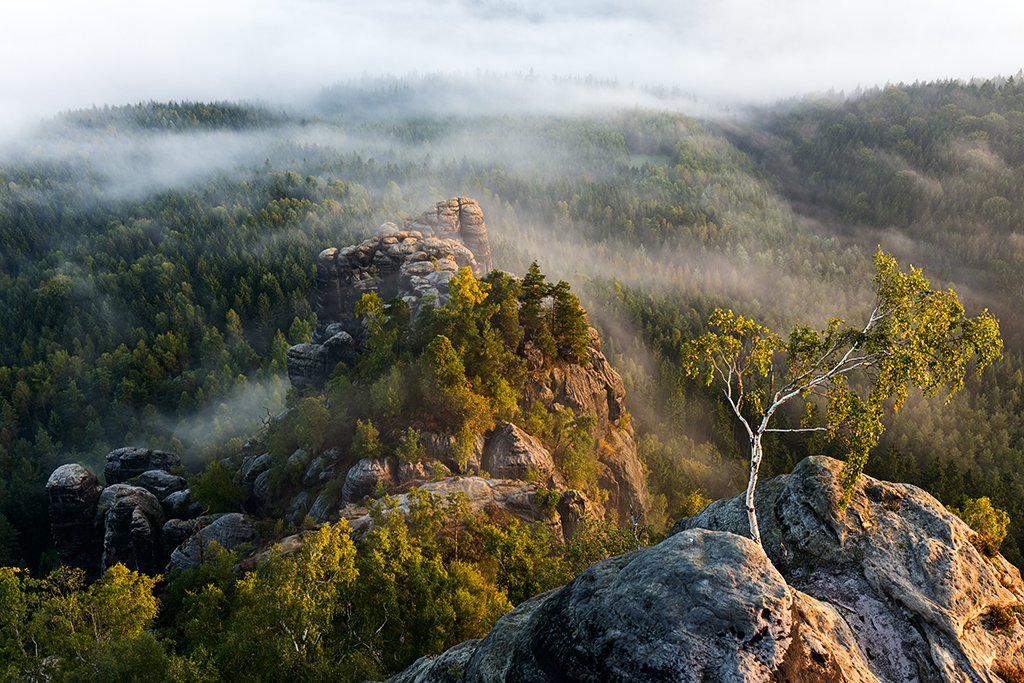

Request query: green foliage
[
  {"left": 219, "top": 523, "right": 358, "bottom": 681},
  {"left": 352, "top": 419, "right": 386, "bottom": 460},
  {"left": 395, "top": 427, "right": 425, "bottom": 463},
  {"left": 683, "top": 250, "right": 1002, "bottom": 543},
  {"left": 532, "top": 487, "right": 561, "bottom": 518},
  {"left": 562, "top": 515, "right": 645, "bottom": 577},
  {"left": 550, "top": 280, "right": 591, "bottom": 365},
  {"left": 676, "top": 489, "right": 713, "bottom": 518},
  {"left": 192, "top": 460, "right": 246, "bottom": 513},
  {"left": 950, "top": 497, "right": 1011, "bottom": 556},
  {"left": 0, "top": 563, "right": 160, "bottom": 681}
]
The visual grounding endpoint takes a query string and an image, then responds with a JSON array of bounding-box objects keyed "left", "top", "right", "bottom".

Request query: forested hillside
[{"left": 2, "top": 78, "right": 1024, "bottom": 583}]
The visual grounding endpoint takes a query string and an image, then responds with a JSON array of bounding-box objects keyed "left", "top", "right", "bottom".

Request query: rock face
[
  {"left": 46, "top": 464, "right": 105, "bottom": 580},
  {"left": 287, "top": 197, "right": 493, "bottom": 391},
  {"left": 482, "top": 422, "right": 556, "bottom": 481},
  {"left": 341, "top": 458, "right": 396, "bottom": 504},
  {"left": 168, "top": 513, "right": 261, "bottom": 571},
  {"left": 669, "top": 455, "right": 1024, "bottom": 681},
  {"left": 380, "top": 456, "right": 1024, "bottom": 683},
  {"left": 522, "top": 329, "right": 646, "bottom": 526},
  {"left": 100, "top": 485, "right": 166, "bottom": 575},
  {"left": 104, "top": 447, "right": 181, "bottom": 485},
  {"left": 47, "top": 448, "right": 206, "bottom": 578}
]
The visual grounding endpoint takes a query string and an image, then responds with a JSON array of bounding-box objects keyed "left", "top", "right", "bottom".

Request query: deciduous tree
[{"left": 683, "top": 249, "right": 1002, "bottom": 546}]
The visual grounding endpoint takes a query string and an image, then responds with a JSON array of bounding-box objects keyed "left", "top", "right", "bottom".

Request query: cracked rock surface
[{"left": 380, "top": 456, "right": 1024, "bottom": 683}]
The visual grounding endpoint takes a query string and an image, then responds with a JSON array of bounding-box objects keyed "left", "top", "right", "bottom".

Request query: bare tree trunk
[{"left": 746, "top": 436, "right": 762, "bottom": 547}]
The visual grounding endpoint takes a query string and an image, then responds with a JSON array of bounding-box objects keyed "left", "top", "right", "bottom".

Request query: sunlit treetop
[{"left": 684, "top": 248, "right": 1002, "bottom": 545}]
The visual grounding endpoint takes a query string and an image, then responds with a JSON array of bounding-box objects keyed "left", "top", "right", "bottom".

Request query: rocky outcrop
[
  {"left": 522, "top": 329, "right": 646, "bottom": 526},
  {"left": 288, "top": 197, "right": 493, "bottom": 391},
  {"left": 482, "top": 422, "right": 556, "bottom": 481},
  {"left": 168, "top": 512, "right": 261, "bottom": 571},
  {"left": 668, "top": 455, "right": 1024, "bottom": 681},
  {"left": 341, "top": 458, "right": 396, "bottom": 504},
  {"left": 46, "top": 464, "right": 105, "bottom": 580},
  {"left": 380, "top": 456, "right": 1024, "bottom": 683},
  {"left": 134, "top": 469, "right": 187, "bottom": 503},
  {"left": 100, "top": 485, "right": 165, "bottom": 575},
  {"left": 104, "top": 447, "right": 181, "bottom": 485},
  {"left": 385, "top": 529, "right": 821, "bottom": 683},
  {"left": 48, "top": 448, "right": 205, "bottom": 578},
  {"left": 273, "top": 197, "right": 646, "bottom": 530},
  {"left": 286, "top": 328, "right": 355, "bottom": 392}
]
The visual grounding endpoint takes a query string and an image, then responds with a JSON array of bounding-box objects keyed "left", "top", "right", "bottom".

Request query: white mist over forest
[{"left": 5, "top": 0, "right": 1024, "bottom": 138}]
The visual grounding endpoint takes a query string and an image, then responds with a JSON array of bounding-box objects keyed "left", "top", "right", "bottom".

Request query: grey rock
[
  {"left": 556, "top": 489, "right": 603, "bottom": 541},
  {"left": 386, "top": 530, "right": 798, "bottom": 683},
  {"left": 168, "top": 513, "right": 261, "bottom": 571},
  {"left": 162, "top": 489, "right": 202, "bottom": 520},
  {"left": 308, "top": 494, "right": 334, "bottom": 524},
  {"left": 252, "top": 470, "right": 273, "bottom": 516},
  {"left": 46, "top": 464, "right": 104, "bottom": 580},
  {"left": 286, "top": 330, "right": 356, "bottom": 392},
  {"left": 287, "top": 198, "right": 492, "bottom": 390},
  {"left": 421, "top": 431, "right": 484, "bottom": 474},
  {"left": 238, "top": 451, "right": 273, "bottom": 488},
  {"left": 397, "top": 460, "right": 448, "bottom": 485},
  {"left": 302, "top": 457, "right": 325, "bottom": 488},
  {"left": 385, "top": 639, "right": 481, "bottom": 683},
  {"left": 162, "top": 515, "right": 223, "bottom": 566},
  {"left": 101, "top": 485, "right": 166, "bottom": 575},
  {"left": 482, "top": 423, "right": 554, "bottom": 480},
  {"left": 341, "top": 458, "right": 395, "bottom": 504},
  {"left": 134, "top": 469, "right": 187, "bottom": 502},
  {"left": 104, "top": 447, "right": 181, "bottom": 485},
  {"left": 671, "top": 455, "right": 1024, "bottom": 682},
  {"left": 284, "top": 491, "right": 310, "bottom": 525}
]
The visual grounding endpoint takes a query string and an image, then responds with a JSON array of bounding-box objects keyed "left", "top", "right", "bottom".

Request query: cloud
[{"left": 4, "top": 0, "right": 1024, "bottom": 141}]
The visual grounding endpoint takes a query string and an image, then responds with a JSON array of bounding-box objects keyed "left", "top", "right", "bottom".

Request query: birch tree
[{"left": 683, "top": 249, "right": 1003, "bottom": 547}]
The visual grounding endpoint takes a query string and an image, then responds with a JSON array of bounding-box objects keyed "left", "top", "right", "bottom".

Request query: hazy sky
[{"left": 4, "top": 0, "right": 1024, "bottom": 135}]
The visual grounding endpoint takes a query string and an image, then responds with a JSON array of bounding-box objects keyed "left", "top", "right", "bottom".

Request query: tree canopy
[{"left": 684, "top": 249, "right": 1002, "bottom": 545}]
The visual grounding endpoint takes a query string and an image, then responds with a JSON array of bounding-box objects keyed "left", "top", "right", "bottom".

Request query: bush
[{"left": 949, "top": 497, "right": 1010, "bottom": 556}]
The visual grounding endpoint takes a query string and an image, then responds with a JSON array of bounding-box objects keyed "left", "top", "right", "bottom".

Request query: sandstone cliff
[
  {"left": 275, "top": 196, "right": 647, "bottom": 535},
  {"left": 377, "top": 456, "right": 1024, "bottom": 683},
  {"left": 288, "top": 197, "right": 492, "bottom": 392}
]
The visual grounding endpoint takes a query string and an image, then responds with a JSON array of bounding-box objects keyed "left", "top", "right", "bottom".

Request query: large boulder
[
  {"left": 287, "top": 328, "right": 356, "bottom": 392},
  {"left": 386, "top": 529, "right": 830, "bottom": 683},
  {"left": 341, "top": 458, "right": 396, "bottom": 504},
  {"left": 168, "top": 513, "right": 261, "bottom": 571},
  {"left": 381, "top": 457, "right": 1024, "bottom": 683},
  {"left": 104, "top": 447, "right": 181, "bottom": 485},
  {"left": 670, "top": 455, "right": 1024, "bottom": 681},
  {"left": 100, "top": 485, "right": 166, "bottom": 575},
  {"left": 46, "top": 464, "right": 104, "bottom": 580},
  {"left": 134, "top": 469, "right": 187, "bottom": 503},
  {"left": 483, "top": 422, "right": 555, "bottom": 480}
]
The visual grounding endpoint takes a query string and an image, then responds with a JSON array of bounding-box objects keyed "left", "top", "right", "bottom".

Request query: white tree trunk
[{"left": 746, "top": 435, "right": 762, "bottom": 546}]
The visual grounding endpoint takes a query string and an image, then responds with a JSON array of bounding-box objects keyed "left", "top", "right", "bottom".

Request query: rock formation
[
  {"left": 46, "top": 448, "right": 252, "bottom": 578},
  {"left": 288, "top": 197, "right": 493, "bottom": 391},
  {"left": 275, "top": 197, "right": 646, "bottom": 532},
  {"left": 377, "top": 456, "right": 1024, "bottom": 683},
  {"left": 46, "top": 464, "right": 105, "bottom": 580},
  {"left": 104, "top": 447, "right": 181, "bottom": 484}
]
